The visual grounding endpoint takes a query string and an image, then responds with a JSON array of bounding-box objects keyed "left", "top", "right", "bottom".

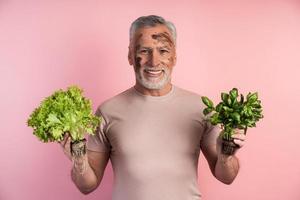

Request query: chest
[{"left": 106, "top": 105, "right": 205, "bottom": 157}]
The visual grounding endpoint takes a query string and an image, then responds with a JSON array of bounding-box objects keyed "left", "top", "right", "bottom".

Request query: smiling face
[{"left": 128, "top": 25, "right": 177, "bottom": 94}]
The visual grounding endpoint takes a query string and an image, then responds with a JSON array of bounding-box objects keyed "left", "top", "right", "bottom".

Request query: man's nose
[{"left": 149, "top": 51, "right": 160, "bottom": 67}]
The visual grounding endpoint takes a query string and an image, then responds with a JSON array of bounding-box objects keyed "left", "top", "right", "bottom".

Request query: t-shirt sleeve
[
  {"left": 200, "top": 120, "right": 222, "bottom": 148},
  {"left": 86, "top": 108, "right": 111, "bottom": 153}
]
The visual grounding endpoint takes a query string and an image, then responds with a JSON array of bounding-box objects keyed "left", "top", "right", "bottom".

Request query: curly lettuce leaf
[{"left": 27, "top": 86, "right": 101, "bottom": 142}]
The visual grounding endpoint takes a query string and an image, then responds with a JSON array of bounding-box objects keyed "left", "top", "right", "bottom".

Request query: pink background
[{"left": 1, "top": 1, "right": 300, "bottom": 200}]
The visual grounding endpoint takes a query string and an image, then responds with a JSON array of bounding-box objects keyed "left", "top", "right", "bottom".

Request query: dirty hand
[
  {"left": 231, "top": 128, "right": 247, "bottom": 148},
  {"left": 58, "top": 132, "right": 73, "bottom": 161},
  {"left": 58, "top": 133, "right": 88, "bottom": 174},
  {"left": 58, "top": 132, "right": 87, "bottom": 161},
  {"left": 216, "top": 128, "right": 247, "bottom": 155}
]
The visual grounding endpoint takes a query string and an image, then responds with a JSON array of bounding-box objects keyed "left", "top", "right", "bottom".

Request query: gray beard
[{"left": 135, "top": 66, "right": 171, "bottom": 90}]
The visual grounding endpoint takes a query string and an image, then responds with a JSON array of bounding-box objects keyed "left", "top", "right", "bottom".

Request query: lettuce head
[{"left": 27, "top": 86, "right": 101, "bottom": 142}]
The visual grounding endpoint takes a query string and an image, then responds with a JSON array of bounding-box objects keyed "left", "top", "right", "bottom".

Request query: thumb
[
  {"left": 61, "top": 134, "right": 73, "bottom": 161},
  {"left": 59, "top": 132, "right": 70, "bottom": 147}
]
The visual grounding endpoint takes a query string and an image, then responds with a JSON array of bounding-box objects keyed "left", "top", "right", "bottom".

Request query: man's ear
[
  {"left": 128, "top": 46, "right": 133, "bottom": 66},
  {"left": 174, "top": 55, "right": 177, "bottom": 66},
  {"left": 173, "top": 52, "right": 177, "bottom": 66}
]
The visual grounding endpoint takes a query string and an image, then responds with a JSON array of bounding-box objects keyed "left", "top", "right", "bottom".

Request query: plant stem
[{"left": 244, "top": 126, "right": 248, "bottom": 135}]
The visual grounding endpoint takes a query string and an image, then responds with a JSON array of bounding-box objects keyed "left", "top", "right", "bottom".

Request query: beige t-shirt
[{"left": 87, "top": 84, "right": 221, "bottom": 200}]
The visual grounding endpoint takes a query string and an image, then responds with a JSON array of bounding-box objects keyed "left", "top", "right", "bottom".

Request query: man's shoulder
[
  {"left": 174, "top": 85, "right": 204, "bottom": 100},
  {"left": 173, "top": 85, "right": 208, "bottom": 111},
  {"left": 95, "top": 87, "right": 133, "bottom": 115}
]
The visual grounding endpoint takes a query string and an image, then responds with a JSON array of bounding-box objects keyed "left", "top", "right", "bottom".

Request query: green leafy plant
[
  {"left": 27, "top": 86, "right": 101, "bottom": 143},
  {"left": 201, "top": 88, "right": 263, "bottom": 140}
]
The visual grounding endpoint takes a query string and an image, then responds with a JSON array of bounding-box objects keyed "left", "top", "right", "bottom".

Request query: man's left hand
[{"left": 231, "top": 128, "right": 246, "bottom": 148}]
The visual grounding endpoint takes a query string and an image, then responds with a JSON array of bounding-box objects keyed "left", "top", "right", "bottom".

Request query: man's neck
[{"left": 134, "top": 83, "right": 173, "bottom": 97}]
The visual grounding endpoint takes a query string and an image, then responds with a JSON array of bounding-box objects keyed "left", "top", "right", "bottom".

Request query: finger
[
  {"left": 58, "top": 133, "right": 67, "bottom": 146},
  {"left": 62, "top": 136, "right": 72, "bottom": 156},
  {"left": 231, "top": 134, "right": 246, "bottom": 141},
  {"left": 233, "top": 129, "right": 245, "bottom": 135},
  {"left": 64, "top": 136, "right": 71, "bottom": 152},
  {"left": 233, "top": 139, "right": 245, "bottom": 148},
  {"left": 60, "top": 133, "right": 70, "bottom": 147},
  {"left": 58, "top": 132, "right": 68, "bottom": 143}
]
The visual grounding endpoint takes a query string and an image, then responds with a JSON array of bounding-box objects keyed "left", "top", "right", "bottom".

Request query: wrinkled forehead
[{"left": 131, "top": 25, "right": 175, "bottom": 48}]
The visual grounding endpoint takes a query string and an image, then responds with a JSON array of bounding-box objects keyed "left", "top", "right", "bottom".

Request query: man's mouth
[{"left": 144, "top": 69, "right": 164, "bottom": 77}]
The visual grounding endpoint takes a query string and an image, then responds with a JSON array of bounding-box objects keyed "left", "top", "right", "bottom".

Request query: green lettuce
[
  {"left": 27, "top": 86, "right": 101, "bottom": 142},
  {"left": 201, "top": 88, "right": 263, "bottom": 140}
]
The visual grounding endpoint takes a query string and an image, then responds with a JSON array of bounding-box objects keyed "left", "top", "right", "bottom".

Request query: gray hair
[{"left": 129, "top": 15, "right": 177, "bottom": 46}]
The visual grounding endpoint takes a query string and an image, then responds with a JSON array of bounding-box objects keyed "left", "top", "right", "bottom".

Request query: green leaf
[
  {"left": 247, "top": 92, "right": 258, "bottom": 103},
  {"left": 86, "top": 128, "right": 93, "bottom": 134},
  {"left": 221, "top": 93, "right": 229, "bottom": 103},
  {"left": 221, "top": 92, "right": 232, "bottom": 106},
  {"left": 210, "top": 113, "right": 220, "bottom": 125},
  {"left": 216, "top": 103, "right": 223, "bottom": 112},
  {"left": 229, "top": 88, "right": 238, "bottom": 99},
  {"left": 201, "top": 96, "right": 214, "bottom": 108},
  {"left": 231, "top": 112, "right": 241, "bottom": 123},
  {"left": 47, "top": 113, "right": 62, "bottom": 124},
  {"left": 251, "top": 101, "right": 262, "bottom": 108},
  {"left": 223, "top": 106, "right": 233, "bottom": 112},
  {"left": 203, "top": 107, "right": 213, "bottom": 115},
  {"left": 52, "top": 128, "right": 63, "bottom": 140},
  {"left": 253, "top": 108, "right": 263, "bottom": 113}
]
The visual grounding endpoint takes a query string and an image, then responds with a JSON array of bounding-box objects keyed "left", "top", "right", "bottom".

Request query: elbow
[
  {"left": 80, "top": 188, "right": 94, "bottom": 195},
  {"left": 73, "top": 180, "right": 99, "bottom": 195},
  {"left": 215, "top": 174, "right": 237, "bottom": 185},
  {"left": 80, "top": 190, "right": 91, "bottom": 195},
  {"left": 213, "top": 161, "right": 239, "bottom": 185},
  {"left": 214, "top": 171, "right": 237, "bottom": 185},
  {"left": 78, "top": 184, "right": 98, "bottom": 195},
  {"left": 71, "top": 171, "right": 100, "bottom": 195},
  {"left": 220, "top": 178, "right": 235, "bottom": 185}
]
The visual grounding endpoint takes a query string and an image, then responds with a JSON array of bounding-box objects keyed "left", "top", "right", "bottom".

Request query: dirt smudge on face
[
  {"left": 135, "top": 33, "right": 143, "bottom": 40},
  {"left": 132, "top": 33, "right": 142, "bottom": 71},
  {"left": 134, "top": 56, "right": 142, "bottom": 72},
  {"left": 151, "top": 32, "right": 174, "bottom": 47}
]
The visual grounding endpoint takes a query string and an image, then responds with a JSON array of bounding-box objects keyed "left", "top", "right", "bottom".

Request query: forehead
[{"left": 133, "top": 25, "right": 174, "bottom": 47}]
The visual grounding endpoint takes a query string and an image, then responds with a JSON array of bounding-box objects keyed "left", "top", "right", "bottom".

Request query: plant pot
[
  {"left": 71, "top": 138, "right": 87, "bottom": 157},
  {"left": 221, "top": 138, "right": 239, "bottom": 155}
]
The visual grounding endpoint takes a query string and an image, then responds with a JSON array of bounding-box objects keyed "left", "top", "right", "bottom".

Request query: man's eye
[
  {"left": 160, "top": 49, "right": 169, "bottom": 54},
  {"left": 139, "top": 50, "right": 149, "bottom": 54}
]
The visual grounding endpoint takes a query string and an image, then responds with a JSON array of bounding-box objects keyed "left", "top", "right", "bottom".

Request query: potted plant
[
  {"left": 201, "top": 88, "right": 263, "bottom": 155},
  {"left": 27, "top": 86, "right": 101, "bottom": 157}
]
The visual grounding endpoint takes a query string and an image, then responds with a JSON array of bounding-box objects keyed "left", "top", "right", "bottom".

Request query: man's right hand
[
  {"left": 59, "top": 132, "right": 73, "bottom": 161},
  {"left": 58, "top": 132, "right": 110, "bottom": 194}
]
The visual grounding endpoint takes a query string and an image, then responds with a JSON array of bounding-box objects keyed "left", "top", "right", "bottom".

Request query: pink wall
[{"left": 1, "top": 1, "right": 299, "bottom": 199}]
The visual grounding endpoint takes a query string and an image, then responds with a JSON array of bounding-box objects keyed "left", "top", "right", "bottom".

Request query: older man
[{"left": 60, "top": 15, "right": 246, "bottom": 200}]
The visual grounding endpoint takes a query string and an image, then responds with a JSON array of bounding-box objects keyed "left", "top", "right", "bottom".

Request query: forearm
[
  {"left": 71, "top": 155, "right": 98, "bottom": 194},
  {"left": 214, "top": 154, "right": 240, "bottom": 184}
]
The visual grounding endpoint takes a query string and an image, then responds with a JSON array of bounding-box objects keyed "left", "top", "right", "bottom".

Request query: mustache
[{"left": 142, "top": 66, "right": 166, "bottom": 71}]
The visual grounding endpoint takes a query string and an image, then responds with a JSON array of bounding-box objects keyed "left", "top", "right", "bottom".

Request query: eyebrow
[
  {"left": 137, "top": 46, "right": 171, "bottom": 51},
  {"left": 152, "top": 32, "right": 174, "bottom": 46},
  {"left": 137, "top": 46, "right": 152, "bottom": 50},
  {"left": 160, "top": 46, "right": 171, "bottom": 50}
]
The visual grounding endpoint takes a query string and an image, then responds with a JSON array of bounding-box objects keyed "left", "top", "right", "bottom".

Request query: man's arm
[
  {"left": 201, "top": 141, "right": 239, "bottom": 184},
  {"left": 200, "top": 129, "right": 245, "bottom": 184},
  {"left": 71, "top": 150, "right": 110, "bottom": 194},
  {"left": 60, "top": 133, "right": 110, "bottom": 194}
]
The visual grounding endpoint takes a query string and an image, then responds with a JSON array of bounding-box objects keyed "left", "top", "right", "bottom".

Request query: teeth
[{"left": 145, "top": 70, "right": 162, "bottom": 75}]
